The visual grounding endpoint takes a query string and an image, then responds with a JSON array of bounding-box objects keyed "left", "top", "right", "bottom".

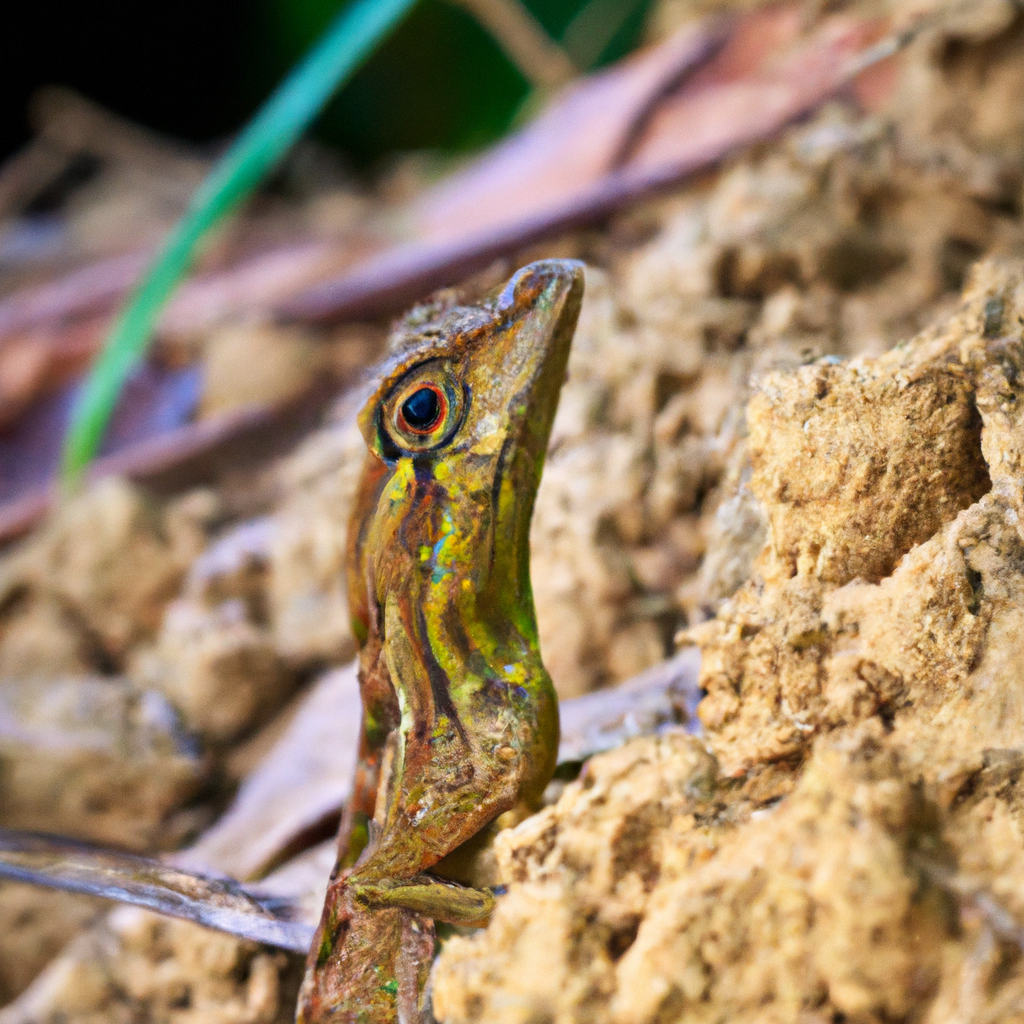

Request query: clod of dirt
[
  {"left": 0, "top": 886, "right": 101, "bottom": 1008},
  {"left": 198, "top": 322, "right": 327, "bottom": 420},
  {"left": 185, "top": 518, "right": 275, "bottom": 624},
  {"left": 695, "top": 258, "right": 1024, "bottom": 776},
  {"left": 130, "top": 599, "right": 293, "bottom": 744},
  {"left": 264, "top": 416, "right": 367, "bottom": 669},
  {"left": 432, "top": 259, "right": 1024, "bottom": 1023},
  {"left": 433, "top": 731, "right": 719, "bottom": 1023},
  {"left": 0, "top": 675, "right": 207, "bottom": 848},
  {"left": 0, "top": 594, "right": 99, "bottom": 678},
  {"left": 891, "top": 1, "right": 1024, "bottom": 205},
  {"left": 748, "top": 355, "right": 990, "bottom": 586},
  {"left": 1, "top": 479, "right": 209, "bottom": 661},
  {"left": 0, "top": 907, "right": 302, "bottom": 1024}
]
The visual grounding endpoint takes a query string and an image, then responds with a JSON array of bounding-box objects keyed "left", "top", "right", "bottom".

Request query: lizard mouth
[
  {"left": 494, "top": 257, "right": 586, "bottom": 461},
  {"left": 476, "top": 259, "right": 585, "bottom": 613}
]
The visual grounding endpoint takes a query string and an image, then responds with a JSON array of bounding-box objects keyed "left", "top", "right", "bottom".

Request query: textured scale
[{"left": 296, "top": 260, "right": 584, "bottom": 1023}]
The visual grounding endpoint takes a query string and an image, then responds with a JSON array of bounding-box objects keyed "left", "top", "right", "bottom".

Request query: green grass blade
[{"left": 60, "top": 0, "right": 419, "bottom": 486}]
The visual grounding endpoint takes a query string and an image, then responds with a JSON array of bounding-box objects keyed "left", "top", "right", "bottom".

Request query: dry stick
[
  {"left": 0, "top": 829, "right": 315, "bottom": 953},
  {"left": 606, "top": 14, "right": 732, "bottom": 172},
  {"left": 450, "top": 0, "right": 578, "bottom": 90},
  {"left": 281, "top": 20, "right": 921, "bottom": 324},
  {"left": 0, "top": 252, "right": 151, "bottom": 344}
]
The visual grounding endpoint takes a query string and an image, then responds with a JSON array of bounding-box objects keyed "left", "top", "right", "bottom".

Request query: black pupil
[{"left": 401, "top": 387, "right": 441, "bottom": 431}]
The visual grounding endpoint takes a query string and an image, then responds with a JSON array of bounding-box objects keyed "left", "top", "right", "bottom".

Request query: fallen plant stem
[{"left": 450, "top": 0, "right": 578, "bottom": 90}]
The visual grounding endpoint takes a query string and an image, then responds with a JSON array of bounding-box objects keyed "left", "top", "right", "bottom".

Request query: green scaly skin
[{"left": 296, "top": 260, "right": 585, "bottom": 1023}]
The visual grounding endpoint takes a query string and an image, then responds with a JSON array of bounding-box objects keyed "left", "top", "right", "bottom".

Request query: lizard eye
[
  {"left": 400, "top": 386, "right": 443, "bottom": 433},
  {"left": 381, "top": 362, "right": 465, "bottom": 453}
]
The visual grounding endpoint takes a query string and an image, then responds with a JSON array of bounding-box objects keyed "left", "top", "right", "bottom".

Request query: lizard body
[{"left": 297, "top": 259, "right": 584, "bottom": 1023}]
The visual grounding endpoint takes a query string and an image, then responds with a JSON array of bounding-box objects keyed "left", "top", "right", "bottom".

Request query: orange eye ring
[
  {"left": 380, "top": 362, "right": 466, "bottom": 456},
  {"left": 396, "top": 384, "right": 447, "bottom": 436}
]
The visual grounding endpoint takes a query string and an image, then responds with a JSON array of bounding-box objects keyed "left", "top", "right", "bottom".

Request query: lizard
[{"left": 295, "top": 257, "right": 584, "bottom": 1022}]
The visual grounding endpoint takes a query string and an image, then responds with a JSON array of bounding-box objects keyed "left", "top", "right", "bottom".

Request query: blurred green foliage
[{"left": 255, "top": 0, "right": 653, "bottom": 162}]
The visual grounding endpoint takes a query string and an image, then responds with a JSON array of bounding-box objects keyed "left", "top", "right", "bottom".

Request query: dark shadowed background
[{"left": 1, "top": 0, "right": 652, "bottom": 166}]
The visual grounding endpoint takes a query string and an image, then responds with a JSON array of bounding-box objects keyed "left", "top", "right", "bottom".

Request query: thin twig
[{"left": 450, "top": 0, "right": 578, "bottom": 90}]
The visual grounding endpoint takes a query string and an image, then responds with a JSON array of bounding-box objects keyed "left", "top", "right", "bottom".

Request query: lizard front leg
[
  {"left": 298, "top": 594, "right": 555, "bottom": 1021},
  {"left": 350, "top": 593, "right": 554, "bottom": 883},
  {"left": 348, "top": 872, "right": 495, "bottom": 925}
]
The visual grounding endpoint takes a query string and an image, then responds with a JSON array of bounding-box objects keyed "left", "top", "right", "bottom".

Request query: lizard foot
[{"left": 349, "top": 873, "right": 496, "bottom": 927}]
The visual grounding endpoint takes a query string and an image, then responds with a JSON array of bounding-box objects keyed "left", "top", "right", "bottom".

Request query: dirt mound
[{"left": 432, "top": 259, "right": 1024, "bottom": 1024}]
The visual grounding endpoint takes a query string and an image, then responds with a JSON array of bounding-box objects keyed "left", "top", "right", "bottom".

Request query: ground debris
[
  {"left": 0, "top": 674, "right": 207, "bottom": 848},
  {"left": 0, "top": 907, "right": 303, "bottom": 1024},
  {"left": 0, "top": 478, "right": 209, "bottom": 661}
]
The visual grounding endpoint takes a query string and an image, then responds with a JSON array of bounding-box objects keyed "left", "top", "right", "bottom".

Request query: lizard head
[{"left": 348, "top": 259, "right": 584, "bottom": 648}]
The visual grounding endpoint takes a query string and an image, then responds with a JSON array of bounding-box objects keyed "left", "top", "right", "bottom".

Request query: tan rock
[
  {"left": 133, "top": 599, "right": 294, "bottom": 744},
  {"left": 695, "top": 258, "right": 1024, "bottom": 775},
  {"left": 199, "top": 322, "right": 326, "bottom": 420},
  {"left": 0, "top": 907, "right": 301, "bottom": 1024},
  {"left": 184, "top": 517, "right": 275, "bottom": 624},
  {"left": 10, "top": 479, "right": 204, "bottom": 660},
  {"left": 0, "top": 594, "right": 97, "bottom": 679},
  {"left": 0, "top": 885, "right": 101, "bottom": 1006},
  {"left": 265, "top": 417, "right": 366, "bottom": 668},
  {"left": 0, "top": 675, "right": 206, "bottom": 849}
]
